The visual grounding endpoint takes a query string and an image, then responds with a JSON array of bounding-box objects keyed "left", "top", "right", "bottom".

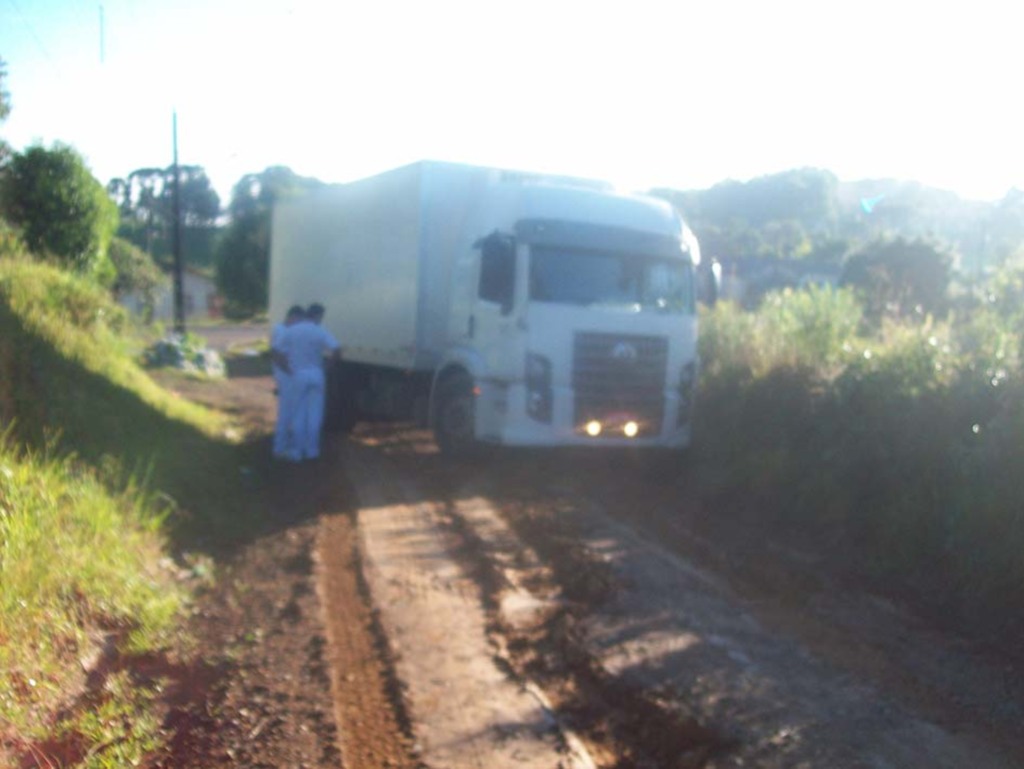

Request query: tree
[
  {"left": 694, "top": 168, "right": 840, "bottom": 232},
  {"left": 0, "top": 58, "right": 9, "bottom": 122},
  {"left": 106, "top": 164, "right": 221, "bottom": 267},
  {"left": 0, "top": 58, "right": 12, "bottom": 167},
  {"left": 0, "top": 57, "right": 10, "bottom": 151},
  {"left": 986, "top": 188, "right": 1024, "bottom": 265},
  {"left": 215, "top": 166, "right": 321, "bottom": 314},
  {"left": 806, "top": 237, "right": 851, "bottom": 264},
  {"left": 2, "top": 143, "right": 118, "bottom": 278},
  {"left": 840, "top": 237, "right": 953, "bottom": 323},
  {"left": 761, "top": 220, "right": 812, "bottom": 259},
  {"left": 652, "top": 170, "right": 838, "bottom": 262}
]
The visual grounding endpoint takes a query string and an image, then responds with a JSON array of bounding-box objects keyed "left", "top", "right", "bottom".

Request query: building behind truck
[{"left": 268, "top": 161, "right": 700, "bottom": 454}]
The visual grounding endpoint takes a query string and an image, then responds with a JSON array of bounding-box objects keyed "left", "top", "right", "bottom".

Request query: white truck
[{"left": 268, "top": 161, "right": 700, "bottom": 454}]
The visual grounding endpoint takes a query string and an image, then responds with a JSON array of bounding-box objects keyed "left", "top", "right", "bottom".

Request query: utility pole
[{"left": 172, "top": 111, "right": 185, "bottom": 334}]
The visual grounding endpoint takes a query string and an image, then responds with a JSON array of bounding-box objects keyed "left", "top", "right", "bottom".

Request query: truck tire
[
  {"left": 434, "top": 373, "right": 476, "bottom": 456},
  {"left": 324, "top": 361, "right": 357, "bottom": 435}
]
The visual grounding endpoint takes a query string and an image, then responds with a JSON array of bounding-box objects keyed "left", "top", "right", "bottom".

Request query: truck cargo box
[{"left": 270, "top": 162, "right": 496, "bottom": 371}]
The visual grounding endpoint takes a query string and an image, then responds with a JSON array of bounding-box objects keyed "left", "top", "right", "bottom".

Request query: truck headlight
[{"left": 525, "top": 352, "right": 553, "bottom": 423}]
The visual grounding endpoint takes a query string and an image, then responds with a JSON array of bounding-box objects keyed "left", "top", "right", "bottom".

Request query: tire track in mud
[
  {"left": 442, "top": 493, "right": 727, "bottom": 769},
  {"left": 317, "top": 509, "right": 421, "bottom": 769},
  {"left": 343, "top": 443, "right": 597, "bottom": 769},
  {"left": 345, "top": 431, "right": 1023, "bottom": 767},
  {"left": 351, "top": 430, "right": 728, "bottom": 768},
  {"left": 469, "top": 453, "right": 1020, "bottom": 769}
]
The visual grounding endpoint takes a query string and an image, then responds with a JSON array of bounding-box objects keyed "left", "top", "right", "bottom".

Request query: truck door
[{"left": 473, "top": 232, "right": 519, "bottom": 383}]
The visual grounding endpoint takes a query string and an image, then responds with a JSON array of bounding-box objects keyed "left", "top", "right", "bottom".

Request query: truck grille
[{"left": 572, "top": 332, "right": 667, "bottom": 436}]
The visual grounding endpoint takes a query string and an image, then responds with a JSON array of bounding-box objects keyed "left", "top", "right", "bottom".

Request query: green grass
[
  {"left": 0, "top": 254, "right": 268, "bottom": 764},
  {"left": 0, "top": 441, "right": 184, "bottom": 752},
  {"left": 0, "top": 257, "right": 225, "bottom": 436},
  {"left": 57, "top": 670, "right": 163, "bottom": 769},
  {"left": 0, "top": 256, "right": 262, "bottom": 542}
]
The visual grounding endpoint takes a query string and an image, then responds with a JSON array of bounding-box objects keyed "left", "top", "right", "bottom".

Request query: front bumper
[{"left": 477, "top": 381, "right": 692, "bottom": 448}]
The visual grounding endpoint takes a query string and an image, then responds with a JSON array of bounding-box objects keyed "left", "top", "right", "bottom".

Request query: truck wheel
[
  {"left": 324, "top": 362, "right": 357, "bottom": 434},
  {"left": 435, "top": 374, "right": 475, "bottom": 456}
]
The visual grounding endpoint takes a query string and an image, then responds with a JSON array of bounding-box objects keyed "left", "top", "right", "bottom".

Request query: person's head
[
  {"left": 286, "top": 305, "right": 305, "bottom": 325},
  {"left": 307, "top": 303, "right": 325, "bottom": 324}
]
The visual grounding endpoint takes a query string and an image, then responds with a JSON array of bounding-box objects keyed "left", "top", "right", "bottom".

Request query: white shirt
[
  {"left": 271, "top": 323, "right": 288, "bottom": 377},
  {"left": 280, "top": 320, "right": 341, "bottom": 372}
]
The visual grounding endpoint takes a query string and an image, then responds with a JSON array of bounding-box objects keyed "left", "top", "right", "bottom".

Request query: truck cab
[{"left": 432, "top": 182, "right": 700, "bottom": 454}]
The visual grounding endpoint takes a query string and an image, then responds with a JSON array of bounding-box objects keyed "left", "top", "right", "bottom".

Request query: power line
[{"left": 4, "top": 0, "right": 54, "bottom": 63}]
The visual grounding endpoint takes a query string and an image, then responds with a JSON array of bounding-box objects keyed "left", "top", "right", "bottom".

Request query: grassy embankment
[
  {"left": 0, "top": 254, "right": 260, "bottom": 766},
  {"left": 693, "top": 284, "right": 1024, "bottom": 631}
]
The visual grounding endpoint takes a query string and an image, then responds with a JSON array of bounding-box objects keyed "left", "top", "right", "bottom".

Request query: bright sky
[{"left": 1, "top": 0, "right": 1020, "bottom": 205}]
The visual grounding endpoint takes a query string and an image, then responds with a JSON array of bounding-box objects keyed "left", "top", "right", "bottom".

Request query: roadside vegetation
[
  {"left": 0, "top": 256, "right": 249, "bottom": 521},
  {"left": 0, "top": 441, "right": 184, "bottom": 766},
  {"left": 0, "top": 64, "right": 272, "bottom": 766},
  {"left": 0, "top": 253, "right": 257, "bottom": 766},
  {"left": 694, "top": 275, "right": 1024, "bottom": 631}
]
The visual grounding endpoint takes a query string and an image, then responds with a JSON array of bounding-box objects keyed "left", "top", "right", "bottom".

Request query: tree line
[
  {"left": 104, "top": 163, "right": 321, "bottom": 314},
  {"left": 653, "top": 168, "right": 1024, "bottom": 325},
  {"left": 654, "top": 168, "right": 1024, "bottom": 268},
  {"left": 2, "top": 55, "right": 1023, "bottom": 322}
]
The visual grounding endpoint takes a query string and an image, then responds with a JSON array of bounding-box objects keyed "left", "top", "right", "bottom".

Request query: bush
[
  {"left": 0, "top": 218, "right": 25, "bottom": 260},
  {"left": 695, "top": 281, "right": 1024, "bottom": 629},
  {"left": 698, "top": 300, "right": 759, "bottom": 379},
  {"left": 757, "top": 284, "right": 862, "bottom": 370},
  {"left": 0, "top": 143, "right": 118, "bottom": 281},
  {"left": 840, "top": 236, "right": 953, "bottom": 324},
  {"left": 699, "top": 285, "right": 861, "bottom": 378}
]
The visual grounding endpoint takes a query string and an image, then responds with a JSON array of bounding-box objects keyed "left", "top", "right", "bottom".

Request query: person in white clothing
[
  {"left": 271, "top": 305, "right": 305, "bottom": 459},
  {"left": 275, "top": 303, "right": 341, "bottom": 461}
]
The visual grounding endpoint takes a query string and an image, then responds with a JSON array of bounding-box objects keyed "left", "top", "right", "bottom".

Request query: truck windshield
[{"left": 529, "top": 245, "right": 695, "bottom": 314}]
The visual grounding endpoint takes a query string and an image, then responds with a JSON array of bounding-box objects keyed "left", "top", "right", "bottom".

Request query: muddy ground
[{"left": 137, "top": 330, "right": 1024, "bottom": 768}]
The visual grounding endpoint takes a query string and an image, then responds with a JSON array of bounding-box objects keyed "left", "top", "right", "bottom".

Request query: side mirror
[
  {"left": 476, "top": 231, "right": 517, "bottom": 315},
  {"left": 697, "top": 259, "right": 721, "bottom": 307}
]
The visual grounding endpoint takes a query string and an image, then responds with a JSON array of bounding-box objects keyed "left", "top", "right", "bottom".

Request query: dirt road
[{"left": 154, "top": 339, "right": 1024, "bottom": 768}]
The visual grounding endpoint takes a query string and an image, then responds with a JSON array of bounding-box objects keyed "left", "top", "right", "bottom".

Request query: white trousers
[
  {"left": 273, "top": 370, "right": 298, "bottom": 457},
  {"left": 290, "top": 367, "right": 326, "bottom": 460}
]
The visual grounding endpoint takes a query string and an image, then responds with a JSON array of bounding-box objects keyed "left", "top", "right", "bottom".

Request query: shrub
[
  {"left": 757, "top": 284, "right": 862, "bottom": 370},
  {"left": 840, "top": 236, "right": 954, "bottom": 324},
  {"left": 695, "top": 280, "right": 1024, "bottom": 629},
  {"left": 698, "top": 300, "right": 759, "bottom": 379},
  {"left": 0, "top": 218, "right": 25, "bottom": 260},
  {"left": 699, "top": 284, "right": 861, "bottom": 378},
  {"left": 1, "top": 143, "right": 118, "bottom": 281}
]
